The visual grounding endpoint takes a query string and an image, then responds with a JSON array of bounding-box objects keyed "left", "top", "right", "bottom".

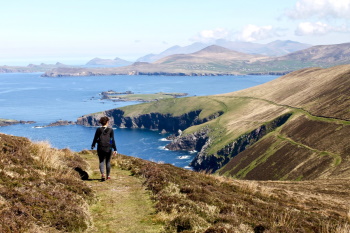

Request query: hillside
[
  {"left": 275, "top": 42, "right": 350, "bottom": 64},
  {"left": 42, "top": 43, "right": 350, "bottom": 77},
  {"left": 114, "top": 154, "right": 350, "bottom": 232},
  {"left": 1, "top": 133, "right": 349, "bottom": 232},
  {"left": 77, "top": 64, "right": 350, "bottom": 181},
  {"left": 0, "top": 133, "right": 95, "bottom": 232}
]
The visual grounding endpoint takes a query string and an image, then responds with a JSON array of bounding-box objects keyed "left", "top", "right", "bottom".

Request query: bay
[{"left": 0, "top": 73, "right": 279, "bottom": 168}]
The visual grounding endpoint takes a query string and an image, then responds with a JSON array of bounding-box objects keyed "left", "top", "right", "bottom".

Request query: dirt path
[{"left": 81, "top": 153, "right": 162, "bottom": 233}]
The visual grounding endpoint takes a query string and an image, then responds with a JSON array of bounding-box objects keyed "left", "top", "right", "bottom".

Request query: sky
[{"left": 1, "top": 0, "right": 350, "bottom": 65}]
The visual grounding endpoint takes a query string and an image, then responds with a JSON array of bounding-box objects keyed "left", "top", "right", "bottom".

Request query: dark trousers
[{"left": 97, "top": 150, "right": 112, "bottom": 177}]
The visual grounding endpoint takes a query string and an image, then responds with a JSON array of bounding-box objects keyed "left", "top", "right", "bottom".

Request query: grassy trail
[{"left": 81, "top": 152, "right": 162, "bottom": 233}]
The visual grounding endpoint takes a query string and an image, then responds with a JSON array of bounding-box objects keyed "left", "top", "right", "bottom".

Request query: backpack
[{"left": 98, "top": 127, "right": 112, "bottom": 152}]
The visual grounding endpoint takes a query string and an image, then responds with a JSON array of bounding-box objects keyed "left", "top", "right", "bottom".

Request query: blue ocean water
[{"left": 0, "top": 73, "right": 278, "bottom": 168}]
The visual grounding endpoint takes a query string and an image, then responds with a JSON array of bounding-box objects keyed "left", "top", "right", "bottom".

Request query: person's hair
[{"left": 99, "top": 116, "right": 109, "bottom": 126}]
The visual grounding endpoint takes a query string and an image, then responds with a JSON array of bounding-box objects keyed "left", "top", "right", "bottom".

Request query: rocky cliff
[
  {"left": 165, "top": 127, "right": 211, "bottom": 152},
  {"left": 77, "top": 109, "right": 224, "bottom": 133},
  {"left": 176, "top": 113, "right": 292, "bottom": 172}
]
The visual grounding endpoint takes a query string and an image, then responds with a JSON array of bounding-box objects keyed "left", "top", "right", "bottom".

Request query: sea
[{"left": 0, "top": 73, "right": 279, "bottom": 169}]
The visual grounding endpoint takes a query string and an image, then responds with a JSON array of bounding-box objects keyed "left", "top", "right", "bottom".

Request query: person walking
[{"left": 91, "top": 116, "right": 117, "bottom": 181}]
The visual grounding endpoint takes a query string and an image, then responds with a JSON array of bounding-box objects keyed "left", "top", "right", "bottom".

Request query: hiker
[{"left": 91, "top": 116, "right": 117, "bottom": 181}]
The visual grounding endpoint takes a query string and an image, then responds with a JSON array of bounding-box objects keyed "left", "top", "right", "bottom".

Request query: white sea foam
[
  {"left": 177, "top": 155, "right": 191, "bottom": 160},
  {"left": 159, "top": 138, "right": 172, "bottom": 141},
  {"left": 158, "top": 146, "right": 169, "bottom": 151},
  {"left": 189, "top": 150, "right": 197, "bottom": 154}
]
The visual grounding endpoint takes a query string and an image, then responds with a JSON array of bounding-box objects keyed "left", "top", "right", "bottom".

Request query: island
[
  {"left": 100, "top": 90, "right": 188, "bottom": 102},
  {"left": 0, "top": 119, "right": 35, "bottom": 127},
  {"left": 33, "top": 120, "right": 76, "bottom": 128}
]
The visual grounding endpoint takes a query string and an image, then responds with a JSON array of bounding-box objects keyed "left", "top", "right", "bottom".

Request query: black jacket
[{"left": 91, "top": 127, "right": 117, "bottom": 151}]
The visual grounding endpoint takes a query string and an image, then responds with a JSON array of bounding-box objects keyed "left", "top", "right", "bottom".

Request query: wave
[
  {"left": 189, "top": 150, "right": 197, "bottom": 154},
  {"left": 159, "top": 138, "right": 172, "bottom": 142},
  {"left": 177, "top": 155, "right": 191, "bottom": 160},
  {"left": 158, "top": 146, "right": 169, "bottom": 151}
]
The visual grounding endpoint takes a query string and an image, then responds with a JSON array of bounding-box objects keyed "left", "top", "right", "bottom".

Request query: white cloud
[
  {"left": 287, "top": 0, "right": 350, "bottom": 19},
  {"left": 236, "top": 24, "right": 281, "bottom": 42},
  {"left": 191, "top": 28, "right": 230, "bottom": 43},
  {"left": 295, "top": 21, "right": 350, "bottom": 35}
]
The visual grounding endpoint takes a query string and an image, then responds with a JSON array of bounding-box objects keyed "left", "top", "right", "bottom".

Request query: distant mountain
[
  {"left": 43, "top": 42, "right": 350, "bottom": 77},
  {"left": 137, "top": 40, "right": 312, "bottom": 62},
  {"left": 86, "top": 57, "right": 132, "bottom": 67},
  {"left": 265, "top": 40, "right": 312, "bottom": 55},
  {"left": 154, "top": 45, "right": 267, "bottom": 65},
  {"left": 215, "top": 39, "right": 312, "bottom": 57},
  {"left": 275, "top": 42, "right": 350, "bottom": 64},
  {"left": 137, "top": 42, "right": 208, "bottom": 62}
]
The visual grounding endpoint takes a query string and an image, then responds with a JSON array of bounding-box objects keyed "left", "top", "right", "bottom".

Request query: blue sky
[{"left": 1, "top": 0, "right": 350, "bottom": 65}]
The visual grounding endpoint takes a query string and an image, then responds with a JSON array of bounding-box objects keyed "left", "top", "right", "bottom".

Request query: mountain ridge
[
  {"left": 42, "top": 42, "right": 350, "bottom": 77},
  {"left": 137, "top": 39, "right": 312, "bottom": 62}
]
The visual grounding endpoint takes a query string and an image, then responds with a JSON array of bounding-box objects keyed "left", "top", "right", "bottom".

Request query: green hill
[{"left": 78, "top": 64, "right": 350, "bottom": 181}]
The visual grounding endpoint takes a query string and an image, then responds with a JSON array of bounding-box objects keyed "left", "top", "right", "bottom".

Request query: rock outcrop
[{"left": 165, "top": 127, "right": 210, "bottom": 151}]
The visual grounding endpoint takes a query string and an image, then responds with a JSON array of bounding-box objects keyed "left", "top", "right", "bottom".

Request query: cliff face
[
  {"left": 188, "top": 113, "right": 292, "bottom": 172},
  {"left": 165, "top": 127, "right": 210, "bottom": 152},
  {"left": 77, "top": 109, "right": 224, "bottom": 133}
]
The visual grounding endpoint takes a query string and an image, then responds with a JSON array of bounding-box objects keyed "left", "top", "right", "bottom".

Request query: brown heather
[
  {"left": 1, "top": 133, "right": 349, "bottom": 232},
  {"left": 0, "top": 133, "right": 95, "bottom": 232},
  {"left": 115, "top": 154, "right": 350, "bottom": 233}
]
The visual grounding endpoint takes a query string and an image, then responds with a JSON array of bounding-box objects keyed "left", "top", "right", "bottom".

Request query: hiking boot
[
  {"left": 107, "top": 176, "right": 111, "bottom": 180},
  {"left": 101, "top": 174, "right": 106, "bottom": 181}
]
